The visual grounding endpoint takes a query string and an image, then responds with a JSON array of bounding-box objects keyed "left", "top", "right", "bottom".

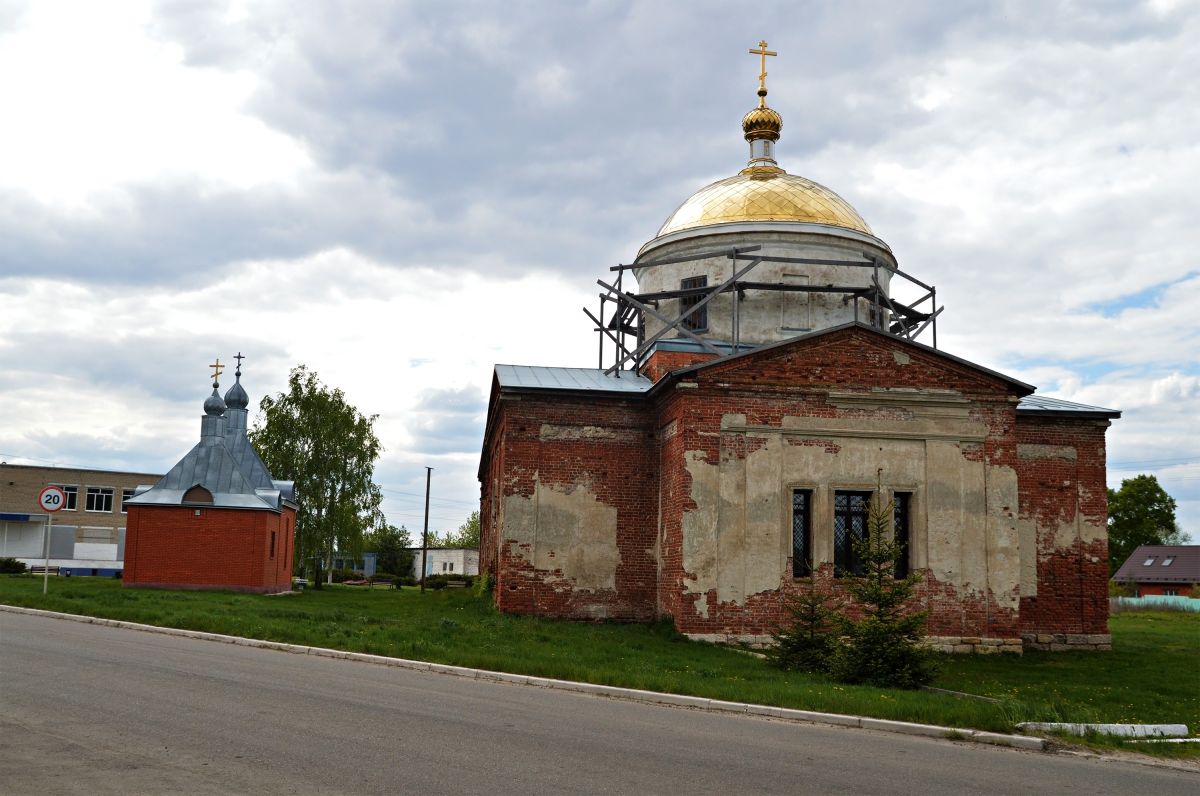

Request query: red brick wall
[
  {"left": 481, "top": 327, "right": 1113, "bottom": 646},
  {"left": 487, "top": 393, "right": 658, "bottom": 620},
  {"left": 1015, "top": 416, "right": 1111, "bottom": 635},
  {"left": 124, "top": 504, "right": 295, "bottom": 593},
  {"left": 640, "top": 350, "right": 717, "bottom": 383}
]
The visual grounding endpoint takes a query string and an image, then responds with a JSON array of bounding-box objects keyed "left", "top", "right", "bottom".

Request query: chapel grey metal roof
[
  {"left": 495, "top": 364, "right": 653, "bottom": 394},
  {"left": 125, "top": 373, "right": 296, "bottom": 512},
  {"left": 1112, "top": 545, "right": 1200, "bottom": 584},
  {"left": 1016, "top": 394, "right": 1121, "bottom": 418}
]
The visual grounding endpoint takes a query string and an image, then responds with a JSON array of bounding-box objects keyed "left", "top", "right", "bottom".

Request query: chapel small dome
[
  {"left": 224, "top": 375, "right": 249, "bottom": 410},
  {"left": 204, "top": 385, "right": 227, "bottom": 416}
]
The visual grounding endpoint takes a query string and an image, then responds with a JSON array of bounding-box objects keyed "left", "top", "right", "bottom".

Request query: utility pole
[{"left": 420, "top": 466, "right": 432, "bottom": 593}]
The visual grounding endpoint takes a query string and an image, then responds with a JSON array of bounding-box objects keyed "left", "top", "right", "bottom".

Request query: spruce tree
[
  {"left": 830, "top": 490, "right": 936, "bottom": 689},
  {"left": 768, "top": 565, "right": 840, "bottom": 674}
]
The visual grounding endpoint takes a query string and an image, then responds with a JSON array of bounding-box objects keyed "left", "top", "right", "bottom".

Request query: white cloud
[{"left": 0, "top": 1, "right": 309, "bottom": 207}]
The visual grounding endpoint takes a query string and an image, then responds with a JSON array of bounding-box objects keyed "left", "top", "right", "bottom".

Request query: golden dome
[
  {"left": 656, "top": 169, "right": 874, "bottom": 238},
  {"left": 742, "top": 103, "right": 782, "bottom": 141}
]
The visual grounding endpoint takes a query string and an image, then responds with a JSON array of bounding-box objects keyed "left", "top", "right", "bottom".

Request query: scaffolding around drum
[{"left": 585, "top": 245, "right": 943, "bottom": 376}]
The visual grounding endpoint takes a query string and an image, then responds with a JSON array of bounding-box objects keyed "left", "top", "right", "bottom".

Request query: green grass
[{"left": 2, "top": 576, "right": 1196, "bottom": 756}]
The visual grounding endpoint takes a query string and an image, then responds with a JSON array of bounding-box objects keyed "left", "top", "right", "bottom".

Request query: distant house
[
  {"left": 332, "top": 551, "right": 377, "bottom": 578},
  {"left": 409, "top": 548, "right": 479, "bottom": 579},
  {"left": 1111, "top": 545, "right": 1200, "bottom": 597}
]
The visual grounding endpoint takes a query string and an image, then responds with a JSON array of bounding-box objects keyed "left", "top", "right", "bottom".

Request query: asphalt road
[{"left": 1, "top": 611, "right": 1195, "bottom": 795}]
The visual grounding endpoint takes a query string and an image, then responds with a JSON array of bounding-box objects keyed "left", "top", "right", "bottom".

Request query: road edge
[{"left": 3, "top": 603, "right": 1045, "bottom": 749}]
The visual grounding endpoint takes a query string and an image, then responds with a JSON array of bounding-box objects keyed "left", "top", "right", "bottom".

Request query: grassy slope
[{"left": 2, "top": 576, "right": 1196, "bottom": 751}]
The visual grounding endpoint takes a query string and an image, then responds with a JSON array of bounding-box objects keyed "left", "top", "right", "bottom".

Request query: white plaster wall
[
  {"left": 633, "top": 229, "right": 897, "bottom": 346},
  {"left": 679, "top": 404, "right": 1022, "bottom": 613},
  {"left": 502, "top": 479, "right": 619, "bottom": 591}
]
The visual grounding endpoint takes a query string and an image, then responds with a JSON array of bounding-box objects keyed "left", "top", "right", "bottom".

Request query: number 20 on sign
[{"left": 39, "top": 486, "right": 66, "bottom": 513}]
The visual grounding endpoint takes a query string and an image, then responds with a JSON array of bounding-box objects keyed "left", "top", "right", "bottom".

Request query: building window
[
  {"left": 270, "top": 531, "right": 276, "bottom": 559},
  {"left": 893, "top": 492, "right": 912, "bottom": 578},
  {"left": 448, "top": 562, "right": 454, "bottom": 573},
  {"left": 1143, "top": 557, "right": 1157, "bottom": 566},
  {"left": 121, "top": 488, "right": 135, "bottom": 513},
  {"left": 52, "top": 484, "right": 78, "bottom": 511},
  {"left": 792, "top": 489, "right": 813, "bottom": 577},
  {"left": 1162, "top": 557, "right": 1174, "bottom": 567},
  {"left": 85, "top": 487, "right": 114, "bottom": 513},
  {"left": 680, "top": 276, "right": 708, "bottom": 331},
  {"left": 834, "top": 491, "right": 872, "bottom": 577}
]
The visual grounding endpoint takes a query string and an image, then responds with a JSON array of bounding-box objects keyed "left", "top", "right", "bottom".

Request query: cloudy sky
[{"left": 1, "top": 0, "right": 1196, "bottom": 539}]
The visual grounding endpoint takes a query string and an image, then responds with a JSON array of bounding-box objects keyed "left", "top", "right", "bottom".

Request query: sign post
[{"left": 38, "top": 486, "right": 65, "bottom": 595}]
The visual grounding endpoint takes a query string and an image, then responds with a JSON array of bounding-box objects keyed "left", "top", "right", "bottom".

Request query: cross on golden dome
[{"left": 748, "top": 40, "right": 776, "bottom": 106}]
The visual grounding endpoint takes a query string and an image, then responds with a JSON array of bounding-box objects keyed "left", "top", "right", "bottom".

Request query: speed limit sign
[{"left": 38, "top": 486, "right": 66, "bottom": 513}]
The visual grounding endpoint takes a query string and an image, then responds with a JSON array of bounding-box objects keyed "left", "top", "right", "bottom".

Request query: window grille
[
  {"left": 893, "top": 492, "right": 912, "bottom": 578},
  {"left": 792, "top": 489, "right": 812, "bottom": 577},
  {"left": 834, "top": 491, "right": 871, "bottom": 577},
  {"left": 680, "top": 276, "right": 708, "bottom": 331}
]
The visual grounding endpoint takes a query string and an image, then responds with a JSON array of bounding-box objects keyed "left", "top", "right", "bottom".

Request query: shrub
[
  {"left": 330, "top": 568, "right": 357, "bottom": 584},
  {"left": 394, "top": 576, "right": 418, "bottom": 588},
  {"left": 473, "top": 572, "right": 493, "bottom": 598},
  {"left": 427, "top": 578, "right": 448, "bottom": 590},
  {"left": 0, "top": 557, "right": 28, "bottom": 575}
]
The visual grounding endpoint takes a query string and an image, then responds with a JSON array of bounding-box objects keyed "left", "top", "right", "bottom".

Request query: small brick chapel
[
  {"left": 124, "top": 358, "right": 298, "bottom": 593},
  {"left": 478, "top": 44, "right": 1120, "bottom": 652}
]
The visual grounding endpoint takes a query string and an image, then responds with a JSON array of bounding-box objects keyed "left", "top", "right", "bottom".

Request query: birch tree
[{"left": 250, "top": 365, "right": 383, "bottom": 578}]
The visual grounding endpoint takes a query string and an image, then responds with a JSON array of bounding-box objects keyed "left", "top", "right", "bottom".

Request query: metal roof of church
[
  {"left": 1015, "top": 394, "right": 1121, "bottom": 418},
  {"left": 494, "top": 364, "right": 1118, "bottom": 418},
  {"left": 495, "top": 365, "right": 653, "bottom": 393}
]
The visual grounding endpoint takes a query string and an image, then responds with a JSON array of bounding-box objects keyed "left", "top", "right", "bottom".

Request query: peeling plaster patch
[
  {"left": 539, "top": 424, "right": 617, "bottom": 441},
  {"left": 681, "top": 450, "right": 720, "bottom": 617},
  {"left": 1017, "top": 443, "right": 1078, "bottom": 462},
  {"left": 892, "top": 350, "right": 911, "bottom": 365},
  {"left": 1077, "top": 486, "right": 1107, "bottom": 544},
  {"left": 502, "top": 480, "right": 619, "bottom": 591}
]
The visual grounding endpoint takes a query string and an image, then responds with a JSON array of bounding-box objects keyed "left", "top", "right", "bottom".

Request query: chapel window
[
  {"left": 680, "top": 276, "right": 708, "bottom": 331},
  {"left": 791, "top": 489, "right": 813, "bottom": 577},
  {"left": 893, "top": 492, "right": 912, "bottom": 579},
  {"left": 834, "top": 491, "right": 872, "bottom": 577}
]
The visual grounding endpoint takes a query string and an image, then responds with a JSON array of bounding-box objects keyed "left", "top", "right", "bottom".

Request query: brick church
[
  {"left": 478, "top": 44, "right": 1119, "bottom": 652},
  {"left": 124, "top": 359, "right": 298, "bottom": 593}
]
